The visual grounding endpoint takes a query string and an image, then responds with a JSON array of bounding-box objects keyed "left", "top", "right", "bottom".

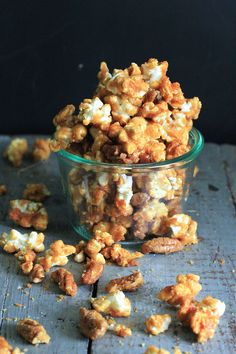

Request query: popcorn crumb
[
  {"left": 91, "top": 291, "right": 131, "bottom": 317},
  {"left": 114, "top": 324, "right": 132, "bottom": 337},
  {"left": 4, "top": 138, "right": 28, "bottom": 167},
  {"left": 23, "top": 184, "right": 50, "bottom": 202},
  {"left": 145, "top": 314, "right": 171, "bottom": 335}
]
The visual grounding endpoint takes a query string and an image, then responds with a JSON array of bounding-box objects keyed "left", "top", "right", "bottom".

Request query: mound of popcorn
[{"left": 49, "top": 58, "right": 201, "bottom": 241}]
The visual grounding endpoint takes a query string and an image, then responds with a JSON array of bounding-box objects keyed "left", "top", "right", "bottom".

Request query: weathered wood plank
[
  {"left": 220, "top": 144, "right": 236, "bottom": 214},
  {"left": 0, "top": 136, "right": 91, "bottom": 354},
  {"left": 92, "top": 143, "right": 236, "bottom": 354}
]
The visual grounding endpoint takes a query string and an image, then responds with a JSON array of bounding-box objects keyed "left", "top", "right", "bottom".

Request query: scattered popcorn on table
[
  {"left": 91, "top": 290, "right": 131, "bottom": 317},
  {"left": 167, "top": 214, "right": 198, "bottom": 245},
  {"left": 114, "top": 324, "right": 132, "bottom": 337},
  {"left": 8, "top": 200, "right": 48, "bottom": 231},
  {"left": 23, "top": 183, "right": 51, "bottom": 202},
  {"left": 15, "top": 249, "right": 36, "bottom": 274},
  {"left": 0, "top": 229, "right": 45, "bottom": 253},
  {"left": 79, "top": 307, "right": 108, "bottom": 340},
  {"left": 101, "top": 243, "right": 143, "bottom": 267},
  {"left": 51, "top": 268, "right": 77, "bottom": 296},
  {"left": 145, "top": 314, "right": 171, "bottom": 335},
  {"left": 38, "top": 240, "right": 75, "bottom": 271},
  {"left": 32, "top": 138, "right": 51, "bottom": 161},
  {"left": 29, "top": 264, "right": 45, "bottom": 283},
  {"left": 3, "top": 138, "right": 28, "bottom": 167},
  {"left": 105, "top": 270, "right": 144, "bottom": 292},
  {"left": 17, "top": 318, "right": 50, "bottom": 344},
  {"left": 0, "top": 336, "right": 23, "bottom": 353},
  {"left": 144, "top": 346, "right": 170, "bottom": 354}
]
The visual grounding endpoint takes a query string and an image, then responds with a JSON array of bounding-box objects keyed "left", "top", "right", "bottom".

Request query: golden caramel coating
[
  {"left": 51, "top": 268, "right": 77, "bottom": 296},
  {"left": 84, "top": 239, "right": 102, "bottom": 257},
  {"left": 78, "top": 97, "right": 112, "bottom": 130},
  {"left": 29, "top": 264, "right": 45, "bottom": 283},
  {"left": 166, "top": 140, "right": 190, "bottom": 160},
  {"left": 0, "top": 229, "right": 45, "bottom": 253},
  {"left": 102, "top": 244, "right": 143, "bottom": 267},
  {"left": 0, "top": 336, "right": 23, "bottom": 354},
  {"left": 91, "top": 290, "right": 131, "bottom": 317},
  {"left": 15, "top": 248, "right": 36, "bottom": 274},
  {"left": 158, "top": 274, "right": 202, "bottom": 306},
  {"left": 8, "top": 200, "right": 48, "bottom": 231},
  {"left": 17, "top": 318, "right": 50, "bottom": 344},
  {"left": 23, "top": 183, "right": 51, "bottom": 202},
  {"left": 141, "top": 237, "right": 184, "bottom": 254},
  {"left": 32, "top": 138, "right": 51, "bottom": 161},
  {"left": 79, "top": 307, "right": 108, "bottom": 340},
  {"left": 145, "top": 314, "right": 171, "bottom": 335},
  {"left": 167, "top": 214, "right": 198, "bottom": 245},
  {"left": 38, "top": 240, "right": 76, "bottom": 271},
  {"left": 0, "top": 184, "right": 7, "bottom": 196},
  {"left": 105, "top": 271, "right": 144, "bottom": 293},
  {"left": 81, "top": 259, "right": 104, "bottom": 284},
  {"left": 93, "top": 222, "right": 127, "bottom": 243},
  {"left": 3, "top": 138, "right": 28, "bottom": 167},
  {"left": 144, "top": 346, "right": 170, "bottom": 354},
  {"left": 114, "top": 324, "right": 132, "bottom": 337}
]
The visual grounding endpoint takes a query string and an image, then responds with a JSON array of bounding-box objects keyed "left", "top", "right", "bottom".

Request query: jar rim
[{"left": 57, "top": 127, "right": 204, "bottom": 170}]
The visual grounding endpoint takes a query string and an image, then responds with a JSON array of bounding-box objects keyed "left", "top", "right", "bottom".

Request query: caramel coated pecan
[
  {"left": 17, "top": 318, "right": 50, "bottom": 344},
  {"left": 81, "top": 259, "right": 104, "bottom": 284},
  {"left": 105, "top": 270, "right": 144, "bottom": 293},
  {"left": 79, "top": 307, "right": 108, "bottom": 340},
  {"left": 51, "top": 268, "right": 77, "bottom": 296},
  {"left": 141, "top": 237, "right": 184, "bottom": 254}
]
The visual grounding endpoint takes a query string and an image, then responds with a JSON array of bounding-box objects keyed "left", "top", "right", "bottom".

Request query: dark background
[{"left": 0, "top": 0, "right": 236, "bottom": 143}]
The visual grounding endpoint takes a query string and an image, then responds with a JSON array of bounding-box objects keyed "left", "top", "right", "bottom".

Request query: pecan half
[
  {"left": 81, "top": 259, "right": 104, "bottom": 284},
  {"left": 79, "top": 307, "right": 108, "bottom": 340},
  {"left": 51, "top": 268, "right": 77, "bottom": 296},
  {"left": 17, "top": 318, "right": 50, "bottom": 344},
  {"left": 141, "top": 237, "right": 184, "bottom": 254},
  {"left": 105, "top": 271, "right": 144, "bottom": 293}
]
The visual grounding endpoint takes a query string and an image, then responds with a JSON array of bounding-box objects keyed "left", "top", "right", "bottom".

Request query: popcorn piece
[
  {"left": 141, "top": 58, "right": 168, "bottom": 89},
  {"left": 181, "top": 97, "right": 202, "bottom": 120},
  {"left": 104, "top": 94, "right": 138, "bottom": 125},
  {"left": 9, "top": 200, "right": 48, "bottom": 231},
  {"left": 0, "top": 184, "right": 7, "bottom": 196},
  {"left": 159, "top": 77, "right": 185, "bottom": 109},
  {"left": 29, "top": 264, "right": 45, "bottom": 283},
  {"left": 93, "top": 222, "right": 127, "bottom": 243},
  {"left": 158, "top": 274, "right": 202, "bottom": 306},
  {"left": 23, "top": 183, "right": 51, "bottom": 202},
  {"left": 115, "top": 174, "right": 133, "bottom": 215},
  {"left": 177, "top": 296, "right": 225, "bottom": 343},
  {"left": 15, "top": 249, "right": 36, "bottom": 274},
  {"left": 142, "top": 237, "right": 184, "bottom": 254},
  {"left": 0, "top": 336, "right": 23, "bottom": 354},
  {"left": 166, "top": 140, "right": 190, "bottom": 160},
  {"left": 84, "top": 239, "right": 102, "bottom": 258},
  {"left": 81, "top": 259, "right": 104, "bottom": 284},
  {"left": 3, "top": 138, "right": 28, "bottom": 167},
  {"left": 145, "top": 314, "right": 171, "bottom": 335},
  {"left": 38, "top": 240, "right": 76, "bottom": 271},
  {"left": 0, "top": 229, "right": 45, "bottom": 253},
  {"left": 91, "top": 290, "right": 131, "bottom": 317},
  {"left": 144, "top": 346, "right": 170, "bottom": 354},
  {"left": 32, "top": 138, "right": 51, "bottom": 161},
  {"left": 114, "top": 324, "right": 132, "bottom": 337},
  {"left": 79, "top": 97, "right": 112, "bottom": 130},
  {"left": 74, "top": 240, "right": 86, "bottom": 263},
  {"left": 105, "top": 271, "right": 144, "bottom": 293},
  {"left": 167, "top": 214, "right": 198, "bottom": 245},
  {"left": 102, "top": 244, "right": 143, "bottom": 267},
  {"left": 79, "top": 307, "right": 108, "bottom": 340},
  {"left": 51, "top": 268, "right": 77, "bottom": 296},
  {"left": 17, "top": 318, "right": 50, "bottom": 344}
]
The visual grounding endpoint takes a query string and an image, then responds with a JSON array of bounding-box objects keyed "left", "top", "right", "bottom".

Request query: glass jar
[{"left": 57, "top": 128, "right": 204, "bottom": 244}]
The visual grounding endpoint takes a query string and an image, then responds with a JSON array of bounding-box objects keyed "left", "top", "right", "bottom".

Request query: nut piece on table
[
  {"left": 0, "top": 335, "right": 23, "bottom": 354},
  {"left": 23, "top": 184, "right": 51, "bottom": 202},
  {"left": 91, "top": 290, "right": 131, "bottom": 317},
  {"left": 105, "top": 270, "right": 144, "bottom": 293},
  {"left": 144, "top": 346, "right": 170, "bottom": 354},
  {"left": 29, "top": 264, "right": 45, "bottom": 283},
  {"left": 32, "top": 138, "right": 51, "bottom": 161},
  {"left": 3, "top": 138, "right": 28, "bottom": 167},
  {"left": 15, "top": 249, "right": 36, "bottom": 274},
  {"left": 51, "top": 268, "right": 77, "bottom": 296},
  {"left": 79, "top": 307, "right": 108, "bottom": 340},
  {"left": 84, "top": 239, "right": 102, "bottom": 258},
  {"left": 141, "top": 237, "right": 184, "bottom": 254},
  {"left": 38, "top": 240, "right": 76, "bottom": 271},
  {"left": 102, "top": 244, "right": 143, "bottom": 267},
  {"left": 81, "top": 259, "right": 104, "bottom": 285},
  {"left": 8, "top": 200, "right": 48, "bottom": 231},
  {"left": 74, "top": 241, "right": 86, "bottom": 263},
  {"left": 158, "top": 274, "right": 202, "bottom": 306},
  {"left": 114, "top": 324, "right": 132, "bottom": 337},
  {"left": 145, "top": 314, "right": 171, "bottom": 335},
  {"left": 0, "top": 184, "right": 7, "bottom": 196},
  {"left": 177, "top": 296, "right": 225, "bottom": 343},
  {"left": 0, "top": 229, "right": 45, "bottom": 253},
  {"left": 167, "top": 214, "right": 198, "bottom": 245},
  {"left": 17, "top": 318, "right": 50, "bottom": 344}
]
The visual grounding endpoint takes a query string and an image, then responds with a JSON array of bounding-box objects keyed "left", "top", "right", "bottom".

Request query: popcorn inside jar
[{"left": 53, "top": 58, "right": 204, "bottom": 242}]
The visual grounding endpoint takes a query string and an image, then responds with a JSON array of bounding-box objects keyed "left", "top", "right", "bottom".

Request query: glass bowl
[{"left": 57, "top": 128, "right": 204, "bottom": 244}]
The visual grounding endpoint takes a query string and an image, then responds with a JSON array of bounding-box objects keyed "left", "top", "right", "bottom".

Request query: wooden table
[{"left": 0, "top": 136, "right": 235, "bottom": 354}]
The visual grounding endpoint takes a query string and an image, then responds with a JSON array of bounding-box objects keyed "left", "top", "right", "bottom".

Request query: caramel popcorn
[
  {"left": 3, "top": 138, "right": 28, "bottom": 167},
  {"left": 29, "top": 264, "right": 45, "bottom": 283},
  {"left": 32, "top": 138, "right": 51, "bottom": 161},
  {"left": 38, "top": 240, "right": 76, "bottom": 271},
  {"left": 167, "top": 214, "right": 198, "bottom": 245},
  {"left": 0, "top": 336, "right": 23, "bottom": 354},
  {"left": 81, "top": 259, "right": 104, "bottom": 284},
  {"left": 17, "top": 318, "right": 50, "bottom": 344},
  {"left": 15, "top": 248, "right": 36, "bottom": 274},
  {"left": 9, "top": 200, "right": 48, "bottom": 231},
  {"left": 74, "top": 240, "right": 86, "bottom": 263},
  {"left": 145, "top": 314, "right": 171, "bottom": 335},
  {"left": 145, "top": 346, "right": 170, "bottom": 354},
  {"left": 23, "top": 183, "right": 50, "bottom": 202},
  {"left": 177, "top": 296, "right": 225, "bottom": 343},
  {"left": 91, "top": 290, "right": 131, "bottom": 317},
  {"left": 0, "top": 229, "right": 45, "bottom": 253},
  {"left": 105, "top": 271, "right": 144, "bottom": 292},
  {"left": 51, "top": 268, "right": 77, "bottom": 296},
  {"left": 141, "top": 237, "right": 184, "bottom": 254},
  {"left": 79, "top": 307, "right": 108, "bottom": 340},
  {"left": 102, "top": 243, "right": 143, "bottom": 267},
  {"left": 0, "top": 184, "right": 7, "bottom": 196},
  {"left": 158, "top": 274, "right": 202, "bottom": 306},
  {"left": 114, "top": 324, "right": 132, "bottom": 337}
]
